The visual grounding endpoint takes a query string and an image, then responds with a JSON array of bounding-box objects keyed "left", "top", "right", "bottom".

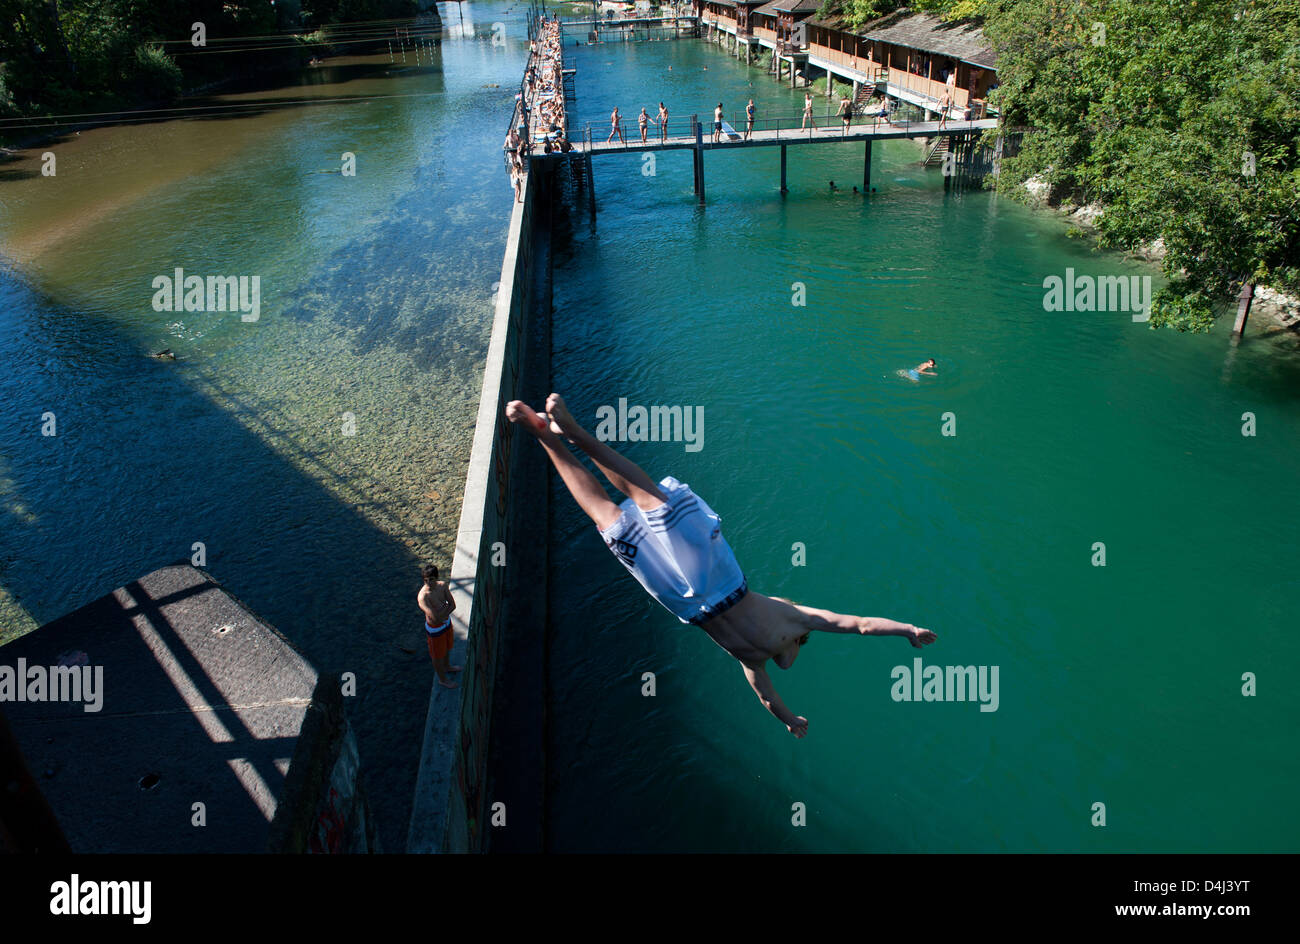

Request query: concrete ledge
[
  {"left": 0, "top": 564, "right": 324, "bottom": 853},
  {"left": 407, "top": 163, "right": 545, "bottom": 853}
]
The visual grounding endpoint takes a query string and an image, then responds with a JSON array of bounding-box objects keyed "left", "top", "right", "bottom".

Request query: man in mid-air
[{"left": 506, "top": 394, "right": 937, "bottom": 738}]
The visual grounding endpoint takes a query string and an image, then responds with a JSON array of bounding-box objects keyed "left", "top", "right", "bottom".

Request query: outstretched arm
[
  {"left": 742, "top": 663, "right": 808, "bottom": 738},
  {"left": 857, "top": 616, "right": 938, "bottom": 646}
]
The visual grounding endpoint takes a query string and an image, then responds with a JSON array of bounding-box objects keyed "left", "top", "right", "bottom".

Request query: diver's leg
[
  {"left": 544, "top": 393, "right": 667, "bottom": 511},
  {"left": 506, "top": 400, "right": 623, "bottom": 530}
]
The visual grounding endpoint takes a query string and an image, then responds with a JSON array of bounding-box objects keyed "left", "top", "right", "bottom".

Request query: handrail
[{"left": 577, "top": 111, "right": 987, "bottom": 150}]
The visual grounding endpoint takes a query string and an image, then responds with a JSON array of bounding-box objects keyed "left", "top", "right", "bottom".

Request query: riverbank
[{"left": 1019, "top": 177, "right": 1299, "bottom": 337}]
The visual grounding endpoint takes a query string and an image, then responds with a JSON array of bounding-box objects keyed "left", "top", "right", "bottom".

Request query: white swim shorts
[{"left": 597, "top": 476, "right": 748, "bottom": 625}]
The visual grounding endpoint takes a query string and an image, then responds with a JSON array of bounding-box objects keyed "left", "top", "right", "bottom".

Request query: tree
[{"left": 986, "top": 0, "right": 1300, "bottom": 330}]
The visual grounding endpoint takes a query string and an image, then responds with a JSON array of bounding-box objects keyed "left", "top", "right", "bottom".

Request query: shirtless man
[
  {"left": 657, "top": 101, "right": 669, "bottom": 142},
  {"left": 505, "top": 394, "right": 936, "bottom": 738},
  {"left": 713, "top": 102, "right": 723, "bottom": 144},
  {"left": 418, "top": 563, "right": 461, "bottom": 689},
  {"left": 937, "top": 90, "right": 951, "bottom": 130},
  {"left": 608, "top": 106, "right": 625, "bottom": 144},
  {"left": 801, "top": 92, "right": 814, "bottom": 130},
  {"left": 837, "top": 93, "right": 853, "bottom": 132}
]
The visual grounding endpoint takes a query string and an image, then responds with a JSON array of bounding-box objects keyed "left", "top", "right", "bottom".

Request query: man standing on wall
[{"left": 419, "top": 564, "right": 460, "bottom": 689}]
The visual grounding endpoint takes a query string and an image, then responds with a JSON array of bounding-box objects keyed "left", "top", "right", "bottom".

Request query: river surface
[
  {"left": 0, "top": 2, "right": 528, "bottom": 850},
  {"left": 541, "top": 32, "right": 1300, "bottom": 852},
  {"left": 2, "top": 6, "right": 1297, "bottom": 854}
]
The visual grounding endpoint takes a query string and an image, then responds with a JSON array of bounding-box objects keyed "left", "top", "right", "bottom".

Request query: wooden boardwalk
[{"left": 582, "top": 117, "right": 999, "bottom": 156}]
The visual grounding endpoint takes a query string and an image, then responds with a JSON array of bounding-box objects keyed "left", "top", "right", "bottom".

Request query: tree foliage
[
  {"left": 0, "top": 0, "right": 419, "bottom": 125},
  {"left": 986, "top": 0, "right": 1300, "bottom": 330},
  {"left": 816, "top": 0, "right": 990, "bottom": 30}
]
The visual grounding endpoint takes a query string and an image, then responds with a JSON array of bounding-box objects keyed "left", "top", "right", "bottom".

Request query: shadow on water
[
  {"left": 0, "top": 56, "right": 446, "bottom": 149},
  {"left": 0, "top": 265, "right": 433, "bottom": 852}
]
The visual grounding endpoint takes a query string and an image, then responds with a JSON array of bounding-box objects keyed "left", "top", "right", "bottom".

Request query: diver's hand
[
  {"left": 787, "top": 716, "right": 808, "bottom": 739},
  {"left": 907, "top": 625, "right": 937, "bottom": 648}
]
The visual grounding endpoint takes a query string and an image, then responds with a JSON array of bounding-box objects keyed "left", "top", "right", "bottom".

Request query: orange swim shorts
[{"left": 425, "top": 621, "right": 453, "bottom": 661}]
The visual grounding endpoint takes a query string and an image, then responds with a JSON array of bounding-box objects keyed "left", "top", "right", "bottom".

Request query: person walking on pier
[
  {"left": 658, "top": 101, "right": 669, "bottom": 142},
  {"left": 837, "top": 93, "right": 853, "bottom": 132},
  {"left": 419, "top": 564, "right": 461, "bottom": 689},
  {"left": 713, "top": 102, "right": 723, "bottom": 143},
  {"left": 801, "top": 91, "right": 814, "bottom": 130},
  {"left": 505, "top": 394, "right": 937, "bottom": 738},
  {"left": 639, "top": 106, "right": 650, "bottom": 144},
  {"left": 608, "top": 106, "right": 625, "bottom": 144},
  {"left": 937, "top": 90, "right": 951, "bottom": 130},
  {"left": 745, "top": 99, "right": 755, "bottom": 141}
]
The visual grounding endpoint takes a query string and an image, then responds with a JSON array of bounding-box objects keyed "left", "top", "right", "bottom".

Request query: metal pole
[
  {"left": 863, "top": 138, "right": 872, "bottom": 192},
  {"left": 780, "top": 144, "right": 787, "bottom": 194}
]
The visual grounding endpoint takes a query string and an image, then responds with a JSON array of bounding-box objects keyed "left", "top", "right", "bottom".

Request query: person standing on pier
[
  {"left": 937, "top": 90, "right": 951, "bottom": 130},
  {"left": 608, "top": 106, "right": 625, "bottom": 144},
  {"left": 419, "top": 564, "right": 461, "bottom": 690},
  {"left": 713, "top": 102, "right": 723, "bottom": 143},
  {"left": 504, "top": 394, "right": 936, "bottom": 738},
  {"left": 639, "top": 106, "right": 650, "bottom": 144},
  {"left": 801, "top": 92, "right": 814, "bottom": 130},
  {"left": 745, "top": 99, "right": 755, "bottom": 140},
  {"left": 658, "top": 102, "right": 669, "bottom": 142}
]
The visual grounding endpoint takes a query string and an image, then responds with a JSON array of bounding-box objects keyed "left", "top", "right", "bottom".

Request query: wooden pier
[{"left": 569, "top": 115, "right": 999, "bottom": 204}]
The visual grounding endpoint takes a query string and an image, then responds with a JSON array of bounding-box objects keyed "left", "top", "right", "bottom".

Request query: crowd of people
[{"left": 504, "top": 15, "right": 574, "bottom": 202}]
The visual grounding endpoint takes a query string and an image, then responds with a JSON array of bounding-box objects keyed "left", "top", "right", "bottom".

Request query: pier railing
[{"left": 578, "top": 109, "right": 986, "bottom": 150}]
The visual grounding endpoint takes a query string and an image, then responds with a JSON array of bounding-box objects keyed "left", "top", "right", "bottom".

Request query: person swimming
[{"left": 905, "top": 359, "right": 937, "bottom": 381}]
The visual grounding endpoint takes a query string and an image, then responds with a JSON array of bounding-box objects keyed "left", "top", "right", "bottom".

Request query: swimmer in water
[
  {"left": 506, "top": 393, "right": 936, "bottom": 738},
  {"left": 905, "top": 359, "right": 937, "bottom": 381}
]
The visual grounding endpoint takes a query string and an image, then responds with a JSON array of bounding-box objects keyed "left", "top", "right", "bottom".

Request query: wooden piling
[
  {"left": 693, "top": 115, "right": 705, "bottom": 205},
  {"left": 863, "top": 139, "right": 872, "bottom": 192},
  {"left": 1234, "top": 281, "right": 1255, "bottom": 337},
  {"left": 780, "top": 144, "right": 788, "bottom": 193}
]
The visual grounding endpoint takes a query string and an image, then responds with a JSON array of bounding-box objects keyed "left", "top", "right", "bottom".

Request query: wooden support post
[
  {"left": 1234, "top": 281, "right": 1255, "bottom": 337},
  {"left": 694, "top": 116, "right": 706, "bottom": 205},
  {"left": 863, "top": 139, "right": 872, "bottom": 192},
  {"left": 585, "top": 154, "right": 596, "bottom": 222},
  {"left": 780, "top": 144, "right": 788, "bottom": 193}
]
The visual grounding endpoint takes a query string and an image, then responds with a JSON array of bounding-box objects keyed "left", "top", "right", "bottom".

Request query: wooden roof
[{"left": 858, "top": 11, "right": 997, "bottom": 69}]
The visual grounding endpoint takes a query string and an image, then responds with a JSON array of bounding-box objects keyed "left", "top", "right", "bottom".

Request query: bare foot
[
  {"left": 438, "top": 677, "right": 460, "bottom": 689},
  {"left": 505, "top": 400, "right": 549, "bottom": 436},
  {"left": 787, "top": 716, "right": 808, "bottom": 739},
  {"left": 907, "top": 626, "right": 937, "bottom": 648},
  {"left": 544, "top": 393, "right": 580, "bottom": 440}
]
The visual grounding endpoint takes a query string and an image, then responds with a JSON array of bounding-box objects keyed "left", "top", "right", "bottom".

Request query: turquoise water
[{"left": 542, "top": 36, "right": 1300, "bottom": 851}]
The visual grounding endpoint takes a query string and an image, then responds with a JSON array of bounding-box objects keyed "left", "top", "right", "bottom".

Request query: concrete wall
[
  {"left": 267, "top": 674, "right": 378, "bottom": 853},
  {"left": 407, "top": 162, "right": 552, "bottom": 853}
]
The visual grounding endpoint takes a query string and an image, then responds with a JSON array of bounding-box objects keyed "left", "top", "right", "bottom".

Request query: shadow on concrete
[{"left": 0, "top": 266, "right": 433, "bottom": 853}]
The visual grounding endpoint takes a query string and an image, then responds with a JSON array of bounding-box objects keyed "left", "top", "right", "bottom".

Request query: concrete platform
[{"left": 0, "top": 564, "right": 318, "bottom": 853}]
